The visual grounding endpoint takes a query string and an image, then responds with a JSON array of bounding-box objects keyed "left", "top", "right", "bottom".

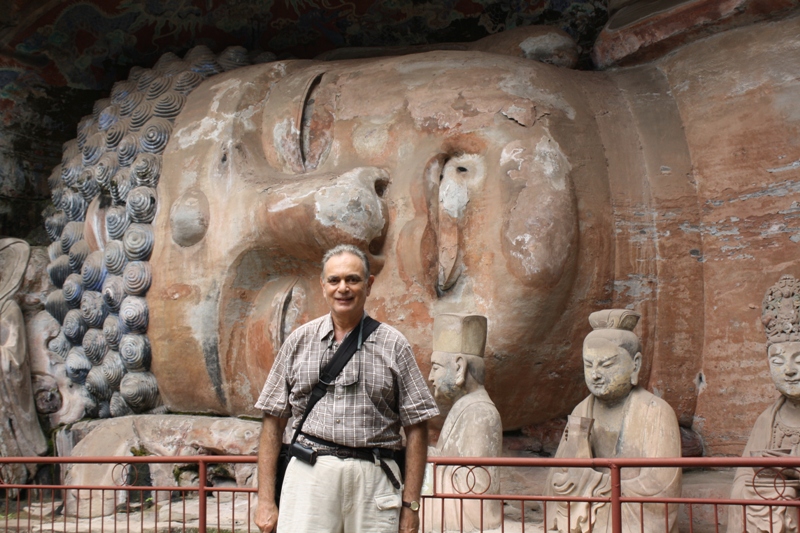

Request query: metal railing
[{"left": 1, "top": 455, "right": 799, "bottom": 532}]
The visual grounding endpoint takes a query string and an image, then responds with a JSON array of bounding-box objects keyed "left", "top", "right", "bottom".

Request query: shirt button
[
  {"left": 337, "top": 395, "right": 342, "bottom": 399},
  {"left": 336, "top": 419, "right": 340, "bottom": 424}
]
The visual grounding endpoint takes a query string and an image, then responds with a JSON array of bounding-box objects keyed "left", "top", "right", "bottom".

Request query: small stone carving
[
  {"left": 122, "top": 223, "right": 154, "bottom": 261},
  {"left": 104, "top": 239, "right": 128, "bottom": 275},
  {"left": 47, "top": 254, "right": 70, "bottom": 288},
  {"left": 426, "top": 314, "right": 502, "bottom": 533},
  {"left": 0, "top": 239, "right": 48, "bottom": 487},
  {"left": 728, "top": 275, "right": 800, "bottom": 533},
  {"left": 67, "top": 240, "right": 90, "bottom": 273},
  {"left": 130, "top": 153, "right": 161, "bottom": 188},
  {"left": 82, "top": 328, "right": 108, "bottom": 365},
  {"left": 100, "top": 350, "right": 126, "bottom": 389},
  {"left": 126, "top": 187, "right": 158, "bottom": 224},
  {"left": 122, "top": 261, "right": 152, "bottom": 296},
  {"left": 62, "top": 309, "right": 88, "bottom": 343},
  {"left": 119, "top": 371, "right": 159, "bottom": 412},
  {"left": 119, "top": 332, "right": 151, "bottom": 371},
  {"left": 62, "top": 274, "right": 84, "bottom": 308},
  {"left": 81, "top": 251, "right": 107, "bottom": 291},
  {"left": 103, "top": 314, "right": 126, "bottom": 350},
  {"left": 60, "top": 189, "right": 87, "bottom": 222},
  {"left": 101, "top": 275, "right": 125, "bottom": 312},
  {"left": 60, "top": 221, "right": 84, "bottom": 255},
  {"left": 120, "top": 296, "right": 149, "bottom": 333},
  {"left": 45, "top": 289, "right": 69, "bottom": 324},
  {"left": 138, "top": 117, "right": 173, "bottom": 153},
  {"left": 80, "top": 291, "right": 107, "bottom": 328},
  {"left": 65, "top": 347, "right": 92, "bottom": 384},
  {"left": 546, "top": 309, "right": 682, "bottom": 533},
  {"left": 48, "top": 330, "right": 71, "bottom": 361},
  {"left": 110, "top": 166, "right": 135, "bottom": 203},
  {"left": 75, "top": 167, "right": 100, "bottom": 200}
]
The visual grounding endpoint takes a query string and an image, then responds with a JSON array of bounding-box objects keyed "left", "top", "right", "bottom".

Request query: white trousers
[{"left": 277, "top": 455, "right": 403, "bottom": 533}]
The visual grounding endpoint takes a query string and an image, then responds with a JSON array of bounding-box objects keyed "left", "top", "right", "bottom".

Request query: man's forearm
[
  {"left": 257, "top": 415, "right": 288, "bottom": 503},
  {"left": 402, "top": 420, "right": 429, "bottom": 502}
]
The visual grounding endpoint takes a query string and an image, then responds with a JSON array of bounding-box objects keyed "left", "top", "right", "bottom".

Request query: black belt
[{"left": 301, "top": 433, "right": 403, "bottom": 490}]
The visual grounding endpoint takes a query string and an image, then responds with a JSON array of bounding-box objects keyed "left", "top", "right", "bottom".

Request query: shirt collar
[{"left": 318, "top": 311, "right": 370, "bottom": 343}]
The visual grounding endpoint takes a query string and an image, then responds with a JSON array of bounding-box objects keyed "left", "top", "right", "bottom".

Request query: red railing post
[
  {"left": 611, "top": 463, "right": 622, "bottom": 533},
  {"left": 198, "top": 457, "right": 207, "bottom": 533}
]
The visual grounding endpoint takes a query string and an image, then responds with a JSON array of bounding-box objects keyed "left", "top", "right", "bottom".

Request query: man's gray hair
[{"left": 321, "top": 244, "right": 370, "bottom": 279}]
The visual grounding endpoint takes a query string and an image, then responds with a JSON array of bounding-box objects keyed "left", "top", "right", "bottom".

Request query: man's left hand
[{"left": 399, "top": 506, "right": 420, "bottom": 532}]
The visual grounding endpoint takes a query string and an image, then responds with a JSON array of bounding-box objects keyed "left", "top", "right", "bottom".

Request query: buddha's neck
[
  {"left": 780, "top": 397, "right": 800, "bottom": 427},
  {"left": 591, "top": 395, "right": 631, "bottom": 458}
]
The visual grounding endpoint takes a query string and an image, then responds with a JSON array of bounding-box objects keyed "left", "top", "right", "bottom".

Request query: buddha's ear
[
  {"left": 631, "top": 352, "right": 642, "bottom": 386},
  {"left": 454, "top": 355, "right": 467, "bottom": 387}
]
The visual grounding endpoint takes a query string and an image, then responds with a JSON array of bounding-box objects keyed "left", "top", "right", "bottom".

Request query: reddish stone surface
[
  {"left": 657, "top": 17, "right": 800, "bottom": 455},
  {"left": 142, "top": 17, "right": 800, "bottom": 459},
  {"left": 593, "top": 0, "right": 800, "bottom": 69}
]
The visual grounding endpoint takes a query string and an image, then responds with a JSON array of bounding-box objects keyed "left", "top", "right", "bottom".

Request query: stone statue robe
[
  {"left": 427, "top": 389, "right": 503, "bottom": 533},
  {"left": 728, "top": 397, "right": 800, "bottom": 533},
  {"left": 546, "top": 387, "right": 682, "bottom": 533},
  {"left": 0, "top": 298, "right": 48, "bottom": 485}
]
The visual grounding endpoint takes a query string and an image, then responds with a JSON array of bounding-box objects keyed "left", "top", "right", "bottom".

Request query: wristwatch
[{"left": 402, "top": 500, "right": 420, "bottom": 512}]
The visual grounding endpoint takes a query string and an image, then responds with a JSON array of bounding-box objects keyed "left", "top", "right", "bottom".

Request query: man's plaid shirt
[{"left": 255, "top": 314, "right": 439, "bottom": 450}]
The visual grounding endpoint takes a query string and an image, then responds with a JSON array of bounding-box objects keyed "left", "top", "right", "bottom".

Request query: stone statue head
[
  {"left": 429, "top": 314, "right": 488, "bottom": 407},
  {"left": 150, "top": 47, "right": 605, "bottom": 422},
  {"left": 582, "top": 309, "right": 642, "bottom": 405},
  {"left": 762, "top": 275, "right": 800, "bottom": 401}
]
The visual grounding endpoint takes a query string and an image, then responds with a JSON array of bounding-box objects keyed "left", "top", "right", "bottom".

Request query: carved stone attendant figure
[
  {"left": 728, "top": 274, "right": 800, "bottom": 533},
  {"left": 546, "top": 309, "right": 682, "bottom": 533},
  {"left": 426, "top": 313, "right": 502, "bottom": 533},
  {"left": 0, "top": 238, "right": 48, "bottom": 487}
]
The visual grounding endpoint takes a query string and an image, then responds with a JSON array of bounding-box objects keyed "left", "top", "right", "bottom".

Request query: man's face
[
  {"left": 583, "top": 336, "right": 638, "bottom": 405},
  {"left": 429, "top": 352, "right": 461, "bottom": 403},
  {"left": 768, "top": 342, "right": 800, "bottom": 400},
  {"left": 320, "top": 252, "right": 374, "bottom": 321}
]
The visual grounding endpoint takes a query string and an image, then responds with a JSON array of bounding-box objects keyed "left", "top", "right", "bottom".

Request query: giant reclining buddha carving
[{"left": 39, "top": 17, "right": 800, "bottom": 446}]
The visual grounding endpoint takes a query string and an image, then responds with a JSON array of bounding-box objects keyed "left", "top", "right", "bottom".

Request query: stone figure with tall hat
[
  {"left": 0, "top": 238, "right": 48, "bottom": 488},
  {"left": 427, "top": 313, "right": 502, "bottom": 533},
  {"left": 728, "top": 274, "right": 800, "bottom": 533},
  {"left": 546, "top": 309, "right": 682, "bottom": 533}
]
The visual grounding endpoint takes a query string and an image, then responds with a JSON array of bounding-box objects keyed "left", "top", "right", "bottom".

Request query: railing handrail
[
  {"left": 3, "top": 454, "right": 800, "bottom": 468},
  {"left": 4, "top": 454, "right": 800, "bottom": 533}
]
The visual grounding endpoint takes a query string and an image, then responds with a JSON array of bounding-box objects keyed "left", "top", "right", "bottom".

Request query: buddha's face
[
  {"left": 154, "top": 51, "right": 593, "bottom": 422},
  {"left": 768, "top": 342, "right": 800, "bottom": 400},
  {"left": 583, "top": 335, "right": 641, "bottom": 405}
]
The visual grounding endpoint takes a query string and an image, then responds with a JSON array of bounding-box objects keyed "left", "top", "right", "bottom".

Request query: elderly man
[
  {"left": 254, "top": 244, "right": 439, "bottom": 533},
  {"left": 546, "top": 309, "right": 682, "bottom": 533},
  {"left": 426, "top": 313, "right": 502, "bottom": 532}
]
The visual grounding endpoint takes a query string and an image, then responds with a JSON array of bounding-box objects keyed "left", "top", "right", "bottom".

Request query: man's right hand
[
  {"left": 255, "top": 500, "right": 279, "bottom": 532},
  {"left": 255, "top": 415, "right": 288, "bottom": 533}
]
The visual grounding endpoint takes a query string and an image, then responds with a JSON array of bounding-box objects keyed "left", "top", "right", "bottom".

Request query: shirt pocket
[{"left": 334, "top": 357, "right": 360, "bottom": 387}]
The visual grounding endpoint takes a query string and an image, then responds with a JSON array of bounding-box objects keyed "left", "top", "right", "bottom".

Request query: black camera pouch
[{"left": 289, "top": 441, "right": 317, "bottom": 465}]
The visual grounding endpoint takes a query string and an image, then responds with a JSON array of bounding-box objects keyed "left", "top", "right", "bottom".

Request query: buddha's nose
[
  {"left": 261, "top": 167, "right": 389, "bottom": 268},
  {"left": 314, "top": 167, "right": 389, "bottom": 255}
]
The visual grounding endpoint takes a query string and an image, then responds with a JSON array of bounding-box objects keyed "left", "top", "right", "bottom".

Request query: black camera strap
[{"left": 289, "top": 315, "right": 381, "bottom": 446}]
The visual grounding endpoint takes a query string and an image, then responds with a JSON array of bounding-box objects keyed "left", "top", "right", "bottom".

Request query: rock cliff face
[{"left": 37, "top": 15, "right": 800, "bottom": 455}]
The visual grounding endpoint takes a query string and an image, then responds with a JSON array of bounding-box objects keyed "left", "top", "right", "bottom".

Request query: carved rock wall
[{"left": 658, "top": 15, "right": 800, "bottom": 455}]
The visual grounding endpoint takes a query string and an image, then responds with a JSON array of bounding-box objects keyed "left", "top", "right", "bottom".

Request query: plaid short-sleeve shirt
[{"left": 255, "top": 314, "right": 439, "bottom": 449}]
